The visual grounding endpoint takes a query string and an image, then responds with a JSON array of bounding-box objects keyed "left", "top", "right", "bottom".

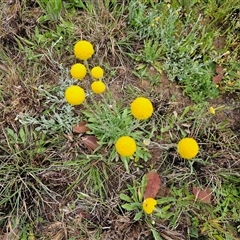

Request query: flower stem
[{"left": 84, "top": 60, "right": 95, "bottom": 82}]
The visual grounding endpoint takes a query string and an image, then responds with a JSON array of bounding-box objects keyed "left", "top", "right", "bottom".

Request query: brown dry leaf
[
  {"left": 73, "top": 121, "right": 90, "bottom": 133},
  {"left": 144, "top": 171, "right": 161, "bottom": 199},
  {"left": 81, "top": 135, "right": 99, "bottom": 151},
  {"left": 216, "top": 65, "right": 223, "bottom": 75},
  {"left": 212, "top": 74, "right": 223, "bottom": 84},
  {"left": 192, "top": 186, "right": 212, "bottom": 203},
  {"left": 212, "top": 65, "right": 224, "bottom": 84}
]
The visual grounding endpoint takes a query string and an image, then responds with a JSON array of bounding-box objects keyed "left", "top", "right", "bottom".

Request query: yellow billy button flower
[
  {"left": 142, "top": 198, "right": 157, "bottom": 214},
  {"left": 70, "top": 63, "right": 87, "bottom": 80},
  {"left": 130, "top": 97, "right": 153, "bottom": 120},
  {"left": 65, "top": 85, "right": 85, "bottom": 106},
  {"left": 74, "top": 40, "right": 94, "bottom": 60},
  {"left": 177, "top": 137, "right": 199, "bottom": 160},
  {"left": 91, "top": 81, "right": 106, "bottom": 94},
  {"left": 209, "top": 106, "right": 215, "bottom": 115},
  {"left": 91, "top": 66, "right": 104, "bottom": 79},
  {"left": 115, "top": 136, "right": 136, "bottom": 157}
]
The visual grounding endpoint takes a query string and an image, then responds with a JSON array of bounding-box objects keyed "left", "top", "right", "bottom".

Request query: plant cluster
[
  {"left": 18, "top": 72, "right": 80, "bottom": 134},
  {"left": 121, "top": 171, "right": 240, "bottom": 239},
  {"left": 18, "top": 37, "right": 239, "bottom": 240},
  {"left": 1, "top": 0, "right": 239, "bottom": 239},
  {"left": 65, "top": 41, "right": 156, "bottom": 170},
  {"left": 128, "top": 1, "right": 221, "bottom": 102},
  {"left": 66, "top": 39, "right": 107, "bottom": 105},
  {"left": 19, "top": 38, "right": 202, "bottom": 171},
  {"left": 62, "top": 43, "right": 208, "bottom": 230},
  {"left": 18, "top": 40, "right": 107, "bottom": 133}
]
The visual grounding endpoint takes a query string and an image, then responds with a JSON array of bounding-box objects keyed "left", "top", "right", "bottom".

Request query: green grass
[{"left": 0, "top": 0, "right": 239, "bottom": 239}]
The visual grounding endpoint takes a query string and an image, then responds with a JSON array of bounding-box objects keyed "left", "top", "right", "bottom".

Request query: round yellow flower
[
  {"left": 74, "top": 40, "right": 94, "bottom": 60},
  {"left": 70, "top": 63, "right": 87, "bottom": 80},
  {"left": 130, "top": 97, "right": 153, "bottom": 120},
  {"left": 209, "top": 106, "right": 215, "bottom": 115},
  {"left": 65, "top": 85, "right": 85, "bottom": 106},
  {"left": 115, "top": 136, "right": 136, "bottom": 157},
  {"left": 177, "top": 137, "right": 199, "bottom": 160},
  {"left": 142, "top": 198, "right": 157, "bottom": 214},
  {"left": 91, "top": 66, "right": 104, "bottom": 79},
  {"left": 91, "top": 81, "right": 106, "bottom": 94}
]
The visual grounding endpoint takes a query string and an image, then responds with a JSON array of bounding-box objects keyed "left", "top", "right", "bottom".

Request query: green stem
[{"left": 84, "top": 60, "right": 94, "bottom": 81}]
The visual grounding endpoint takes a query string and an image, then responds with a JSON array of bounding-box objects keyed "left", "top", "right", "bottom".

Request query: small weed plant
[
  {"left": 18, "top": 67, "right": 81, "bottom": 135},
  {"left": 83, "top": 95, "right": 153, "bottom": 168},
  {"left": 128, "top": 1, "right": 225, "bottom": 102}
]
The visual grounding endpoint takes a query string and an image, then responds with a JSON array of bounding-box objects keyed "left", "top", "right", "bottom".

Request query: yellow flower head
[
  {"left": 142, "top": 198, "right": 157, "bottom": 214},
  {"left": 130, "top": 97, "right": 153, "bottom": 120},
  {"left": 177, "top": 137, "right": 199, "bottom": 160},
  {"left": 91, "top": 66, "right": 104, "bottom": 79},
  {"left": 74, "top": 40, "right": 94, "bottom": 60},
  {"left": 65, "top": 85, "right": 85, "bottom": 106},
  {"left": 70, "top": 63, "right": 87, "bottom": 80},
  {"left": 209, "top": 107, "right": 215, "bottom": 115},
  {"left": 91, "top": 81, "right": 106, "bottom": 94},
  {"left": 115, "top": 136, "right": 136, "bottom": 157}
]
